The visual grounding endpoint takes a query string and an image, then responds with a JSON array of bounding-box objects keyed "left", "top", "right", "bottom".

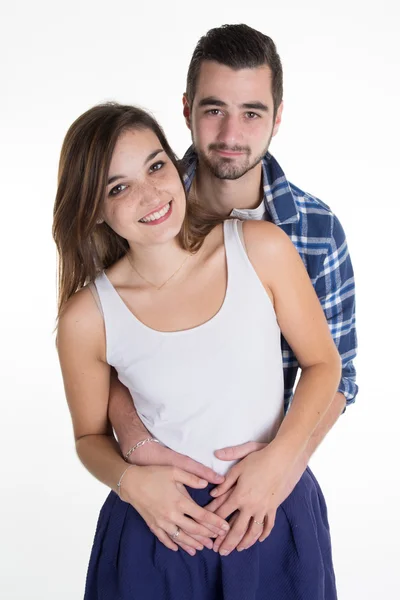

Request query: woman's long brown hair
[{"left": 53, "top": 103, "right": 223, "bottom": 317}]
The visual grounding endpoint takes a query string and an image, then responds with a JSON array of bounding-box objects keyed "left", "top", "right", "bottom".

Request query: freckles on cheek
[{"left": 105, "top": 202, "right": 129, "bottom": 230}]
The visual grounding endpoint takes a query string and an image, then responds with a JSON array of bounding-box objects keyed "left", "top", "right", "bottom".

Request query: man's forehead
[{"left": 195, "top": 61, "right": 273, "bottom": 104}]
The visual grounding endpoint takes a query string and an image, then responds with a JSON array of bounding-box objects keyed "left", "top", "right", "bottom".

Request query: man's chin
[
  {"left": 215, "top": 171, "right": 246, "bottom": 181},
  {"left": 208, "top": 161, "right": 249, "bottom": 181}
]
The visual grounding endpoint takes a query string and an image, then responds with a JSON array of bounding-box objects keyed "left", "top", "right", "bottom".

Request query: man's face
[{"left": 184, "top": 61, "right": 282, "bottom": 180}]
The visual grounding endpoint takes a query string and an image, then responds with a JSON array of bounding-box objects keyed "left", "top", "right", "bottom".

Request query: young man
[{"left": 107, "top": 24, "right": 357, "bottom": 556}]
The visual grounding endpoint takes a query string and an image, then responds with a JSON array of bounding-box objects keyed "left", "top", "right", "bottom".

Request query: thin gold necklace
[{"left": 126, "top": 251, "right": 191, "bottom": 291}]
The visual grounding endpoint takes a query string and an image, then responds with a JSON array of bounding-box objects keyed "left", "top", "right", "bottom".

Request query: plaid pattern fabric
[{"left": 181, "top": 147, "right": 358, "bottom": 410}]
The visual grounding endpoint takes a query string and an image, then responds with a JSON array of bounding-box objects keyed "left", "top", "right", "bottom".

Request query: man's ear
[
  {"left": 272, "top": 101, "right": 284, "bottom": 138},
  {"left": 182, "top": 93, "right": 191, "bottom": 130}
]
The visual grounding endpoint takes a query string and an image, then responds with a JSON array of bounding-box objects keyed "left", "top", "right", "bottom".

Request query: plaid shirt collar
[{"left": 181, "top": 145, "right": 300, "bottom": 226}]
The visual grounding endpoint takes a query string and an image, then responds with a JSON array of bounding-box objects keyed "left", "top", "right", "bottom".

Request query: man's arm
[
  {"left": 108, "top": 369, "right": 224, "bottom": 483},
  {"left": 317, "top": 214, "right": 358, "bottom": 406},
  {"left": 107, "top": 368, "right": 151, "bottom": 457}
]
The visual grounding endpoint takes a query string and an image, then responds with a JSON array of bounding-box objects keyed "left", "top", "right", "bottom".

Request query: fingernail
[
  {"left": 221, "top": 523, "right": 230, "bottom": 531},
  {"left": 199, "top": 479, "right": 208, "bottom": 485},
  {"left": 189, "top": 549, "right": 196, "bottom": 556},
  {"left": 237, "top": 547, "right": 245, "bottom": 552},
  {"left": 196, "top": 545, "right": 203, "bottom": 551},
  {"left": 205, "top": 541, "right": 213, "bottom": 550},
  {"left": 220, "top": 549, "right": 229, "bottom": 556},
  {"left": 210, "top": 489, "right": 217, "bottom": 497},
  {"left": 215, "top": 474, "right": 224, "bottom": 482}
]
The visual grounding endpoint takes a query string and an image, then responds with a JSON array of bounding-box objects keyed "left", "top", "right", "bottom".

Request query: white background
[{"left": 1, "top": 0, "right": 399, "bottom": 598}]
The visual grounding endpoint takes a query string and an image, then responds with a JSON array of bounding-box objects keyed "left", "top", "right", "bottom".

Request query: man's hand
[{"left": 128, "top": 438, "right": 225, "bottom": 485}]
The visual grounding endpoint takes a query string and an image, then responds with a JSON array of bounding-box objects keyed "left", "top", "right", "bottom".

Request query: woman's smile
[{"left": 139, "top": 200, "right": 173, "bottom": 225}]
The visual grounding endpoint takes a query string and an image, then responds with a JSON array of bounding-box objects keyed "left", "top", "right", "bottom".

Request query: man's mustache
[{"left": 208, "top": 143, "right": 251, "bottom": 154}]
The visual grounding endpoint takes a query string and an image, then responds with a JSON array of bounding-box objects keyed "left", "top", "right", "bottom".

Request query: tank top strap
[
  {"left": 223, "top": 218, "right": 250, "bottom": 278},
  {"left": 222, "top": 218, "right": 270, "bottom": 303},
  {"left": 93, "top": 271, "right": 116, "bottom": 314},
  {"left": 93, "top": 271, "right": 140, "bottom": 365}
]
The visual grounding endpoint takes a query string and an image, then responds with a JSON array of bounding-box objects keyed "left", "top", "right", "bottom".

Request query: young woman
[{"left": 54, "top": 103, "right": 341, "bottom": 599}]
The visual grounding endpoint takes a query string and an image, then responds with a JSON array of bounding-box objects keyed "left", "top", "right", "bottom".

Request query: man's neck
[{"left": 193, "top": 160, "right": 264, "bottom": 217}]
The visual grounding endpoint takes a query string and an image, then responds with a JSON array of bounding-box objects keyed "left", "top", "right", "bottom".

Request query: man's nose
[{"left": 217, "top": 115, "right": 242, "bottom": 146}]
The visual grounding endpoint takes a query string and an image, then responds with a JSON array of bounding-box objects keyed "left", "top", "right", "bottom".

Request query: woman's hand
[
  {"left": 206, "top": 442, "right": 299, "bottom": 555},
  {"left": 121, "top": 465, "right": 230, "bottom": 556}
]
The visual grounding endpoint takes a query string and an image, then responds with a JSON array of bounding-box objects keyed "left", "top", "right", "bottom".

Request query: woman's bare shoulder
[
  {"left": 57, "top": 284, "right": 104, "bottom": 349},
  {"left": 241, "top": 220, "right": 292, "bottom": 258}
]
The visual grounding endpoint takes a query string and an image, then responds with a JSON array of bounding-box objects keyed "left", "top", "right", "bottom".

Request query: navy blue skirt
[{"left": 84, "top": 467, "right": 336, "bottom": 599}]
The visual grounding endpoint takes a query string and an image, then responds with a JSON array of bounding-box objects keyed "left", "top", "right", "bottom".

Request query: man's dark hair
[{"left": 186, "top": 24, "right": 283, "bottom": 118}]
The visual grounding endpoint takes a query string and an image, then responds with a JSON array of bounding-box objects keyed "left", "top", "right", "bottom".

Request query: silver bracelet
[
  {"left": 124, "top": 437, "right": 160, "bottom": 462},
  {"left": 116, "top": 464, "right": 135, "bottom": 499}
]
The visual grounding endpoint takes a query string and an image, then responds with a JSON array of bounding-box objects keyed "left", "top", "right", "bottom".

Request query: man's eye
[
  {"left": 246, "top": 112, "right": 259, "bottom": 119},
  {"left": 150, "top": 161, "right": 165, "bottom": 173},
  {"left": 109, "top": 184, "right": 127, "bottom": 196},
  {"left": 207, "top": 109, "right": 222, "bottom": 116}
]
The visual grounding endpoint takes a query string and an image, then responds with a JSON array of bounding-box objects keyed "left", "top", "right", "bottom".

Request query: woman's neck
[{"left": 126, "top": 239, "right": 191, "bottom": 289}]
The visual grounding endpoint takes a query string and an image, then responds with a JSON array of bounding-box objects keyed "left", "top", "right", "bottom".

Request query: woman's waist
[{"left": 144, "top": 410, "right": 284, "bottom": 476}]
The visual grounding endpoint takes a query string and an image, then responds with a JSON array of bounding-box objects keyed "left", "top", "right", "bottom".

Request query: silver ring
[
  {"left": 253, "top": 519, "right": 265, "bottom": 526},
  {"left": 171, "top": 526, "right": 181, "bottom": 539}
]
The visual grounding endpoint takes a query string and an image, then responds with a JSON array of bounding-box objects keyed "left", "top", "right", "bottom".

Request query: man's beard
[{"left": 194, "top": 135, "right": 273, "bottom": 181}]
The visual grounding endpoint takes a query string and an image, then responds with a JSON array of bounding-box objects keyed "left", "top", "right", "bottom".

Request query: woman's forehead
[{"left": 110, "top": 128, "right": 162, "bottom": 170}]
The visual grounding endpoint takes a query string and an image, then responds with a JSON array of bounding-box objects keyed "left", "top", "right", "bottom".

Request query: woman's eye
[
  {"left": 149, "top": 161, "right": 165, "bottom": 173},
  {"left": 109, "top": 184, "right": 127, "bottom": 196}
]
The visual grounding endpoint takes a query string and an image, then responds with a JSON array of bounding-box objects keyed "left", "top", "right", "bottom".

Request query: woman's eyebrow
[
  {"left": 144, "top": 148, "right": 164, "bottom": 165},
  {"left": 107, "top": 174, "right": 126, "bottom": 185},
  {"left": 107, "top": 149, "right": 164, "bottom": 185}
]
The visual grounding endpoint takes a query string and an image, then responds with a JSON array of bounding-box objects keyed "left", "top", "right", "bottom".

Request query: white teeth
[{"left": 139, "top": 202, "right": 170, "bottom": 223}]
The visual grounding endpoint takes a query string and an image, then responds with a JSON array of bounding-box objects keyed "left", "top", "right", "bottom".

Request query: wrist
[
  {"left": 123, "top": 437, "right": 160, "bottom": 463},
  {"left": 117, "top": 464, "right": 141, "bottom": 503},
  {"left": 263, "top": 437, "right": 304, "bottom": 469}
]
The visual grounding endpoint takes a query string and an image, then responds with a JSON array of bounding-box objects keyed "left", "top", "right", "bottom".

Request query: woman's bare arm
[
  {"left": 208, "top": 220, "right": 341, "bottom": 555},
  {"left": 57, "top": 287, "right": 229, "bottom": 554},
  {"left": 245, "top": 220, "right": 342, "bottom": 454}
]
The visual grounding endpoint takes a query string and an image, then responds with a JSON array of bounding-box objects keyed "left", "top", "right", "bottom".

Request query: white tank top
[{"left": 95, "top": 219, "right": 284, "bottom": 475}]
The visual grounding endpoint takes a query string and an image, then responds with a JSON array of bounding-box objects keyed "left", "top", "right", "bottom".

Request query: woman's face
[{"left": 102, "top": 128, "right": 186, "bottom": 247}]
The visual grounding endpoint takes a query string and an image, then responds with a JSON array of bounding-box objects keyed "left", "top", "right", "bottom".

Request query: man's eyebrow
[
  {"left": 240, "top": 102, "right": 269, "bottom": 112},
  {"left": 197, "top": 97, "right": 269, "bottom": 112},
  {"left": 198, "top": 97, "right": 227, "bottom": 108},
  {"left": 107, "top": 149, "right": 164, "bottom": 185}
]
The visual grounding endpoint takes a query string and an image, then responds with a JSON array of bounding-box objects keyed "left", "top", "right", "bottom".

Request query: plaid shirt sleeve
[{"left": 315, "top": 215, "right": 358, "bottom": 405}]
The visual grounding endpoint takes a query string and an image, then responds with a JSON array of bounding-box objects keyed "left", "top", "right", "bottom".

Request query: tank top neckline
[{"left": 99, "top": 220, "right": 237, "bottom": 337}]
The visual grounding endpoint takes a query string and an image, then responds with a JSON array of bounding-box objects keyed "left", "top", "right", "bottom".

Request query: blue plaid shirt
[{"left": 181, "top": 147, "right": 358, "bottom": 410}]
